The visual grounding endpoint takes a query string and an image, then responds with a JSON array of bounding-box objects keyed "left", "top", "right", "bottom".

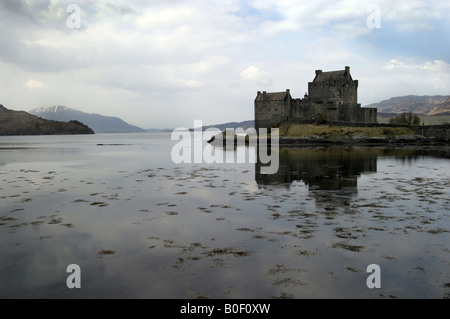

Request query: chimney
[
  {"left": 345, "top": 66, "right": 350, "bottom": 73},
  {"left": 286, "top": 89, "right": 290, "bottom": 95},
  {"left": 315, "top": 70, "right": 322, "bottom": 75}
]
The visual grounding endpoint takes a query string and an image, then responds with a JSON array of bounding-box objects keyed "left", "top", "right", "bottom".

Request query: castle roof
[
  {"left": 255, "top": 91, "right": 290, "bottom": 102},
  {"left": 313, "top": 67, "right": 353, "bottom": 82}
]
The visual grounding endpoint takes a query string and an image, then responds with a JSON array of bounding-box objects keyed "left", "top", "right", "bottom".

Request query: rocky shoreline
[
  {"left": 277, "top": 134, "right": 448, "bottom": 146},
  {"left": 209, "top": 134, "right": 449, "bottom": 147}
]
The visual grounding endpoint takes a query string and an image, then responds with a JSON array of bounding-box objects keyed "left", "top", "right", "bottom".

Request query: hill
[
  {"left": 364, "top": 95, "right": 450, "bottom": 115},
  {"left": 0, "top": 105, "right": 94, "bottom": 136},
  {"left": 30, "top": 106, "right": 145, "bottom": 133}
]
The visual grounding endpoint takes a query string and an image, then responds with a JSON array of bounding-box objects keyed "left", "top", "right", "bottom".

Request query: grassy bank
[{"left": 279, "top": 123, "right": 416, "bottom": 138}]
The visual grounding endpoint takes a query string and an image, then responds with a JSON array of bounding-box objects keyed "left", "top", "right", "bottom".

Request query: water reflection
[
  {"left": 255, "top": 146, "right": 450, "bottom": 210},
  {"left": 1, "top": 134, "right": 449, "bottom": 299},
  {"left": 256, "top": 146, "right": 450, "bottom": 190},
  {"left": 256, "top": 147, "right": 377, "bottom": 190}
]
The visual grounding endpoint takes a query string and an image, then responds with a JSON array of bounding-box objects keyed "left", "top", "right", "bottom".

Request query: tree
[{"left": 389, "top": 112, "right": 421, "bottom": 125}]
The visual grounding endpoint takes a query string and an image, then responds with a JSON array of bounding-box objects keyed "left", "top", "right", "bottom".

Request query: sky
[{"left": 0, "top": 0, "right": 449, "bottom": 129}]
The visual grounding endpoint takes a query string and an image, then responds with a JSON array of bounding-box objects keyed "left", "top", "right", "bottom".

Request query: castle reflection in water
[
  {"left": 255, "top": 146, "right": 382, "bottom": 207},
  {"left": 256, "top": 147, "right": 379, "bottom": 189},
  {"left": 253, "top": 145, "right": 450, "bottom": 207}
]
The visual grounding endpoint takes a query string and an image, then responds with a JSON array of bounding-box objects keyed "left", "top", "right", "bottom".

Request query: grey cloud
[
  {"left": 105, "top": 3, "right": 138, "bottom": 15},
  {"left": 0, "top": 0, "right": 31, "bottom": 16}
]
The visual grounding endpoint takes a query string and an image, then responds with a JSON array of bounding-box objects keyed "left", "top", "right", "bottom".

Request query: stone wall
[
  {"left": 410, "top": 125, "right": 450, "bottom": 141},
  {"left": 254, "top": 92, "right": 289, "bottom": 130}
]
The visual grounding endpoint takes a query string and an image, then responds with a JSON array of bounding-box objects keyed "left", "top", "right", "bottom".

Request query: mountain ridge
[
  {"left": 364, "top": 95, "right": 450, "bottom": 115},
  {"left": 30, "top": 106, "right": 145, "bottom": 133}
]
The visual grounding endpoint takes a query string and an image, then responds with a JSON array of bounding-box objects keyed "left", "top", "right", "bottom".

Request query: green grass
[{"left": 279, "top": 123, "right": 416, "bottom": 138}]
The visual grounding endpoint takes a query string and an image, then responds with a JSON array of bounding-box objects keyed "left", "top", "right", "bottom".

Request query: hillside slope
[
  {"left": 0, "top": 105, "right": 94, "bottom": 136},
  {"left": 364, "top": 95, "right": 450, "bottom": 115}
]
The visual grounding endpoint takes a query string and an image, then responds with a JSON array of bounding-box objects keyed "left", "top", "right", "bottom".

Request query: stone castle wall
[
  {"left": 254, "top": 67, "right": 377, "bottom": 130},
  {"left": 254, "top": 91, "right": 377, "bottom": 130}
]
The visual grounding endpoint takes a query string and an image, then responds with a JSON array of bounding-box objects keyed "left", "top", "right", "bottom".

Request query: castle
[{"left": 254, "top": 66, "right": 377, "bottom": 130}]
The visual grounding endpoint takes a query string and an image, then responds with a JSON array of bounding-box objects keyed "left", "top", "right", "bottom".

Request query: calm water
[{"left": 0, "top": 133, "right": 448, "bottom": 299}]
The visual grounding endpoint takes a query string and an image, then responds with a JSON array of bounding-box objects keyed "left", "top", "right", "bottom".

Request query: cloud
[
  {"left": 240, "top": 66, "right": 272, "bottom": 85},
  {"left": 251, "top": 0, "right": 450, "bottom": 37},
  {"left": 357, "top": 58, "right": 450, "bottom": 105},
  {"left": 382, "top": 58, "right": 450, "bottom": 72},
  {"left": 25, "top": 79, "right": 48, "bottom": 89},
  {"left": 0, "top": 1, "right": 448, "bottom": 128}
]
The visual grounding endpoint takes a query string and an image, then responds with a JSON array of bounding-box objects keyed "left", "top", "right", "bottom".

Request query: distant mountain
[
  {"left": 0, "top": 105, "right": 94, "bottom": 136},
  {"left": 364, "top": 95, "right": 450, "bottom": 115},
  {"left": 30, "top": 106, "right": 145, "bottom": 133}
]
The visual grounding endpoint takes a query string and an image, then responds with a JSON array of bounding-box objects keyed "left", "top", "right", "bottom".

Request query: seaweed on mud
[
  {"left": 381, "top": 255, "right": 395, "bottom": 260},
  {"left": 97, "top": 250, "right": 116, "bottom": 257},
  {"left": 204, "top": 247, "right": 253, "bottom": 258},
  {"left": 48, "top": 218, "right": 63, "bottom": 224},
  {"left": 296, "top": 249, "right": 319, "bottom": 257},
  {"left": 236, "top": 227, "right": 254, "bottom": 232},
  {"left": 90, "top": 201, "right": 109, "bottom": 207},
  {"left": 427, "top": 228, "right": 449, "bottom": 234},
  {"left": 334, "top": 227, "right": 360, "bottom": 239},
  {"left": 9, "top": 222, "right": 28, "bottom": 228},
  {"left": 74, "top": 199, "right": 89, "bottom": 203},
  {"left": 39, "top": 235, "right": 54, "bottom": 241},
  {"left": 267, "top": 264, "right": 307, "bottom": 287},
  {"left": 198, "top": 207, "right": 212, "bottom": 213},
  {"left": 0, "top": 216, "right": 17, "bottom": 222},
  {"left": 332, "top": 242, "right": 364, "bottom": 252},
  {"left": 272, "top": 292, "right": 295, "bottom": 299},
  {"left": 252, "top": 235, "right": 266, "bottom": 240},
  {"left": 30, "top": 220, "right": 45, "bottom": 226}
]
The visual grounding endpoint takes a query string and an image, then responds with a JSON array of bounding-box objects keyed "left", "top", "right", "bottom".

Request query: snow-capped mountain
[
  {"left": 0, "top": 104, "right": 94, "bottom": 136},
  {"left": 32, "top": 106, "right": 79, "bottom": 114},
  {"left": 30, "top": 106, "right": 145, "bottom": 133}
]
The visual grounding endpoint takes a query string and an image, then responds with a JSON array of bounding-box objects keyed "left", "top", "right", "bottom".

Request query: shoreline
[
  {"left": 209, "top": 135, "right": 450, "bottom": 147},
  {"left": 276, "top": 136, "right": 449, "bottom": 146}
]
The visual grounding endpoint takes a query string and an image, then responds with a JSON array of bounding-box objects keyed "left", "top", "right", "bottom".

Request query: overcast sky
[{"left": 0, "top": 0, "right": 449, "bottom": 129}]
